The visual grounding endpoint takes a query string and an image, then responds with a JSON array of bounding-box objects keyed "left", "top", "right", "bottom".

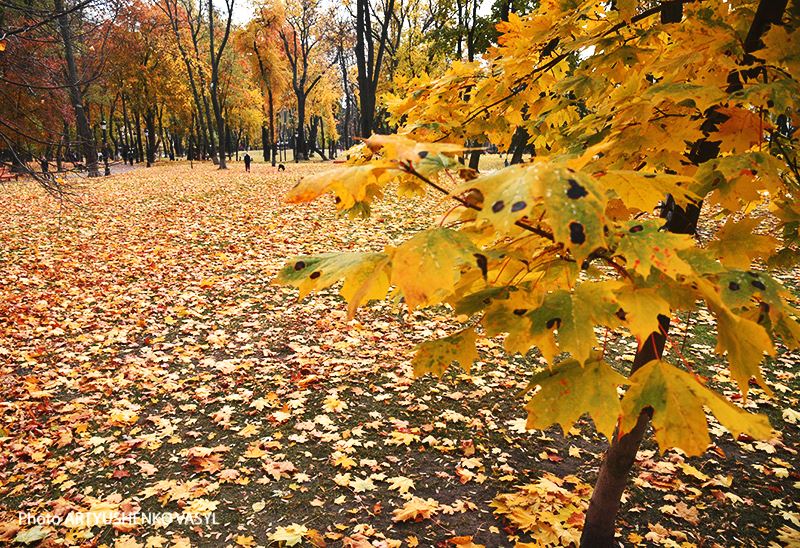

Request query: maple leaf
[
  {"left": 454, "top": 163, "right": 546, "bottom": 232},
  {"left": 523, "top": 282, "right": 620, "bottom": 364},
  {"left": 387, "top": 476, "right": 415, "bottom": 494},
  {"left": 716, "top": 107, "right": 766, "bottom": 153},
  {"left": 235, "top": 535, "right": 256, "bottom": 547},
  {"left": 275, "top": 252, "right": 391, "bottom": 317},
  {"left": 447, "top": 536, "right": 486, "bottom": 547},
  {"left": 411, "top": 327, "right": 478, "bottom": 377},
  {"left": 614, "top": 285, "right": 671, "bottom": 344},
  {"left": 392, "top": 497, "right": 440, "bottom": 522},
  {"left": 285, "top": 163, "right": 396, "bottom": 211},
  {"left": 715, "top": 310, "right": 775, "bottom": 397},
  {"left": 388, "top": 228, "right": 478, "bottom": 309},
  {"left": 13, "top": 526, "right": 51, "bottom": 545},
  {"left": 364, "top": 133, "right": 469, "bottom": 165},
  {"left": 613, "top": 220, "right": 694, "bottom": 279},
  {"left": 597, "top": 170, "right": 698, "bottom": 212},
  {"left": 523, "top": 354, "right": 627, "bottom": 440},
  {"left": 620, "top": 360, "right": 772, "bottom": 456},
  {"left": 351, "top": 476, "right": 376, "bottom": 493},
  {"left": 706, "top": 217, "right": 777, "bottom": 269},
  {"left": 542, "top": 167, "right": 607, "bottom": 263},
  {"left": 269, "top": 524, "right": 308, "bottom": 546}
]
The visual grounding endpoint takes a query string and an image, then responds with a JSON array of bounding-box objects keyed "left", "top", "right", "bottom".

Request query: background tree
[
  {"left": 238, "top": 5, "right": 289, "bottom": 166},
  {"left": 278, "top": 0, "right": 335, "bottom": 162},
  {"left": 157, "top": 0, "right": 218, "bottom": 163},
  {"left": 352, "top": 0, "right": 394, "bottom": 137},
  {"left": 207, "top": 0, "right": 234, "bottom": 169}
]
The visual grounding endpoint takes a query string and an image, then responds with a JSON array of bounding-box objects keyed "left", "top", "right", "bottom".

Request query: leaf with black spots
[
  {"left": 454, "top": 163, "right": 547, "bottom": 232},
  {"left": 542, "top": 168, "right": 607, "bottom": 263},
  {"left": 275, "top": 252, "right": 391, "bottom": 317}
]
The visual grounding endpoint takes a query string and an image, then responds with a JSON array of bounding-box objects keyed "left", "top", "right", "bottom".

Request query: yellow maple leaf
[
  {"left": 614, "top": 285, "right": 671, "bottom": 344},
  {"left": 597, "top": 170, "right": 698, "bottom": 212},
  {"left": 269, "top": 524, "right": 308, "bottom": 546},
  {"left": 523, "top": 354, "right": 627, "bottom": 440},
  {"left": 707, "top": 217, "right": 777, "bottom": 269},
  {"left": 621, "top": 360, "right": 772, "bottom": 456},
  {"left": 285, "top": 162, "right": 395, "bottom": 210},
  {"left": 391, "top": 497, "right": 440, "bottom": 522},
  {"left": 387, "top": 476, "right": 415, "bottom": 494},
  {"left": 411, "top": 327, "right": 478, "bottom": 377},
  {"left": 389, "top": 228, "right": 478, "bottom": 310}
]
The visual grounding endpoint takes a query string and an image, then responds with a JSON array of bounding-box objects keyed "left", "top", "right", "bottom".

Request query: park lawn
[{"left": 0, "top": 161, "right": 798, "bottom": 547}]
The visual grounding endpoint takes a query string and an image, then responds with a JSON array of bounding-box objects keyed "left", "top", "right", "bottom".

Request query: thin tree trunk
[
  {"left": 267, "top": 87, "right": 276, "bottom": 166},
  {"left": 296, "top": 96, "right": 306, "bottom": 162},
  {"left": 134, "top": 110, "right": 144, "bottom": 164}
]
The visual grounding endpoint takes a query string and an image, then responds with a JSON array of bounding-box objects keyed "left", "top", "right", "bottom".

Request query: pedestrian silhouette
[{"left": 244, "top": 153, "right": 251, "bottom": 172}]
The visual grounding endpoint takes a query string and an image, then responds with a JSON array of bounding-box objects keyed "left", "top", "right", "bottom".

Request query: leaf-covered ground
[{"left": 1, "top": 162, "right": 798, "bottom": 548}]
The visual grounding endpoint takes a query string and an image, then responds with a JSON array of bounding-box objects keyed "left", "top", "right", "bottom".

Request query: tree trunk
[
  {"left": 509, "top": 126, "right": 529, "bottom": 164},
  {"left": 268, "top": 124, "right": 270, "bottom": 162},
  {"left": 54, "top": 0, "right": 98, "bottom": 177},
  {"left": 267, "top": 86, "right": 276, "bottom": 166},
  {"left": 296, "top": 95, "right": 307, "bottom": 162},
  {"left": 134, "top": 111, "right": 144, "bottom": 163},
  {"left": 468, "top": 148, "right": 481, "bottom": 171}
]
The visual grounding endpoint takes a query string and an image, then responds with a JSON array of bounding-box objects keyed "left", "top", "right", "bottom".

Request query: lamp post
[
  {"left": 144, "top": 128, "right": 151, "bottom": 167},
  {"left": 101, "top": 119, "right": 111, "bottom": 176}
]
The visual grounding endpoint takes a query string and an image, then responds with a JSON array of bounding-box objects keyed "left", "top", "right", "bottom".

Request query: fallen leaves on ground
[{"left": 0, "top": 162, "right": 798, "bottom": 546}]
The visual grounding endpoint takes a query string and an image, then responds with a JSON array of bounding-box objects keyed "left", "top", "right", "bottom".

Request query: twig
[{"left": 401, "top": 162, "right": 555, "bottom": 241}]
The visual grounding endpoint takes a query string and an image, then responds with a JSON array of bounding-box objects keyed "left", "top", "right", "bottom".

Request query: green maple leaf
[
  {"left": 275, "top": 252, "right": 391, "bottom": 317},
  {"left": 621, "top": 360, "right": 772, "bottom": 456},
  {"left": 525, "top": 283, "right": 619, "bottom": 364},
  {"left": 613, "top": 220, "right": 694, "bottom": 279},
  {"left": 524, "top": 354, "right": 627, "bottom": 440},
  {"left": 411, "top": 327, "right": 478, "bottom": 377},
  {"left": 542, "top": 167, "right": 607, "bottom": 264}
]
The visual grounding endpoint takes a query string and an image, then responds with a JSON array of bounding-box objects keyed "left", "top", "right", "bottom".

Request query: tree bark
[
  {"left": 509, "top": 126, "right": 529, "bottom": 164},
  {"left": 54, "top": 0, "right": 98, "bottom": 177},
  {"left": 296, "top": 94, "right": 306, "bottom": 162}
]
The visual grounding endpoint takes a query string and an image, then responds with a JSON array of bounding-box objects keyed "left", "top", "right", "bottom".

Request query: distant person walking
[{"left": 244, "top": 153, "right": 251, "bottom": 172}]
